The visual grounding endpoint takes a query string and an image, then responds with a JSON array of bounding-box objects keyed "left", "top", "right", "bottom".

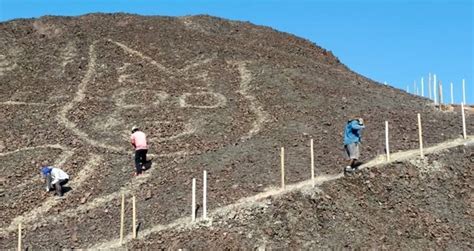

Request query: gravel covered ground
[
  {"left": 128, "top": 145, "right": 473, "bottom": 250},
  {"left": 0, "top": 14, "right": 472, "bottom": 249}
]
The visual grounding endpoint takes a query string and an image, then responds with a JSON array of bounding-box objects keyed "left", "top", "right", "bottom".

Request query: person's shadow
[
  {"left": 353, "top": 161, "right": 364, "bottom": 168},
  {"left": 63, "top": 186, "right": 72, "bottom": 194}
]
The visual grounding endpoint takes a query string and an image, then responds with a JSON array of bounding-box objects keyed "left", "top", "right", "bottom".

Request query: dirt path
[{"left": 92, "top": 136, "right": 473, "bottom": 249}]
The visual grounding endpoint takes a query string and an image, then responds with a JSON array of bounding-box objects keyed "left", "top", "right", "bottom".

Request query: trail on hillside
[{"left": 92, "top": 136, "right": 473, "bottom": 249}]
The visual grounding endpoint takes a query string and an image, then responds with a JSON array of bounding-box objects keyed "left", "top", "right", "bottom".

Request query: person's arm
[
  {"left": 44, "top": 174, "right": 52, "bottom": 191},
  {"left": 50, "top": 169, "right": 60, "bottom": 185},
  {"left": 131, "top": 134, "right": 136, "bottom": 148},
  {"left": 351, "top": 121, "right": 365, "bottom": 130}
]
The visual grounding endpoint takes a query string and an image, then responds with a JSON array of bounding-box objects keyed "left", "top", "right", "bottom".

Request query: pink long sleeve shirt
[{"left": 131, "top": 131, "right": 148, "bottom": 150}]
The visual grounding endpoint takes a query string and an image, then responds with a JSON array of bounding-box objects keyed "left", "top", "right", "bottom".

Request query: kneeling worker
[{"left": 40, "top": 162, "right": 69, "bottom": 197}]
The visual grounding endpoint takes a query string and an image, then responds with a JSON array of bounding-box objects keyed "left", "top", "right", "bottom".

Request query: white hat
[{"left": 131, "top": 126, "right": 139, "bottom": 132}]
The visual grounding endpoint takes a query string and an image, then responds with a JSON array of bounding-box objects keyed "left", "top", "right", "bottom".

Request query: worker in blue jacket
[{"left": 343, "top": 118, "right": 365, "bottom": 173}]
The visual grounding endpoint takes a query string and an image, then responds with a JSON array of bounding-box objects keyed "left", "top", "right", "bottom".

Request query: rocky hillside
[{"left": 0, "top": 14, "right": 472, "bottom": 249}]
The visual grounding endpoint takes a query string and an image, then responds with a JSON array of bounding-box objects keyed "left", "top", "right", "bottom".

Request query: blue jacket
[{"left": 344, "top": 120, "right": 365, "bottom": 145}]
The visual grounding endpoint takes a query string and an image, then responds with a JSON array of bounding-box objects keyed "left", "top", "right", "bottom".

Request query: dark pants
[
  {"left": 55, "top": 179, "right": 69, "bottom": 196},
  {"left": 135, "top": 149, "right": 148, "bottom": 174}
]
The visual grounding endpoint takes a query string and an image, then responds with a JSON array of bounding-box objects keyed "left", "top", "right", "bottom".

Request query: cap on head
[
  {"left": 41, "top": 166, "right": 52, "bottom": 176},
  {"left": 131, "top": 126, "right": 139, "bottom": 133},
  {"left": 358, "top": 118, "right": 364, "bottom": 125}
]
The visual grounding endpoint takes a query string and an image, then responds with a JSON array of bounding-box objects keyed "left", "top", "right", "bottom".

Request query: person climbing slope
[
  {"left": 343, "top": 117, "right": 365, "bottom": 173},
  {"left": 130, "top": 126, "right": 148, "bottom": 176}
]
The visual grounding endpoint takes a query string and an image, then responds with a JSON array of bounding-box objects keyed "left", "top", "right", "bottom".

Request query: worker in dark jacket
[{"left": 343, "top": 118, "right": 365, "bottom": 173}]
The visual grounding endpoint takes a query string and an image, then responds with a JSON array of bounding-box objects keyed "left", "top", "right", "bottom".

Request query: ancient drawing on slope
[{"left": 0, "top": 39, "right": 269, "bottom": 238}]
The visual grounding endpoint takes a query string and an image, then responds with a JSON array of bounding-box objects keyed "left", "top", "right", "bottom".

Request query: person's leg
[
  {"left": 45, "top": 174, "right": 53, "bottom": 192},
  {"left": 344, "top": 145, "right": 351, "bottom": 171},
  {"left": 351, "top": 143, "right": 360, "bottom": 168},
  {"left": 138, "top": 149, "right": 147, "bottom": 170},
  {"left": 54, "top": 182, "right": 63, "bottom": 196},
  {"left": 137, "top": 149, "right": 145, "bottom": 170},
  {"left": 349, "top": 158, "right": 356, "bottom": 167},
  {"left": 345, "top": 143, "right": 358, "bottom": 172},
  {"left": 134, "top": 150, "right": 142, "bottom": 175}
]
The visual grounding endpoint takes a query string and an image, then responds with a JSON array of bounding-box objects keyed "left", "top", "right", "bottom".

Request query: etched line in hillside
[
  {"left": 56, "top": 42, "right": 125, "bottom": 153},
  {"left": 5, "top": 151, "right": 198, "bottom": 233},
  {"left": 149, "top": 122, "right": 197, "bottom": 143},
  {"left": 0, "top": 144, "right": 67, "bottom": 157},
  {"left": 177, "top": 55, "right": 216, "bottom": 73},
  {"left": 109, "top": 39, "right": 172, "bottom": 75},
  {"left": 60, "top": 42, "right": 77, "bottom": 74},
  {"left": 231, "top": 61, "right": 270, "bottom": 140},
  {"left": 92, "top": 136, "right": 474, "bottom": 249},
  {"left": 110, "top": 39, "right": 217, "bottom": 76},
  {"left": 0, "top": 54, "right": 17, "bottom": 76},
  {"left": 0, "top": 101, "right": 49, "bottom": 106},
  {"left": 1, "top": 154, "right": 102, "bottom": 236},
  {"left": 178, "top": 91, "right": 227, "bottom": 109},
  {"left": 13, "top": 148, "right": 75, "bottom": 191}
]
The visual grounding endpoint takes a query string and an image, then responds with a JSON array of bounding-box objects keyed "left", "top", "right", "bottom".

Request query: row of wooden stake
[
  {"left": 280, "top": 111, "right": 468, "bottom": 190},
  {"left": 385, "top": 110, "right": 467, "bottom": 162},
  {"left": 408, "top": 75, "right": 467, "bottom": 106},
  {"left": 15, "top": 109, "right": 468, "bottom": 249}
]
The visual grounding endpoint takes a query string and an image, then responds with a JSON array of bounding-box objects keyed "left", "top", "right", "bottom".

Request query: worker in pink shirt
[{"left": 130, "top": 126, "right": 148, "bottom": 176}]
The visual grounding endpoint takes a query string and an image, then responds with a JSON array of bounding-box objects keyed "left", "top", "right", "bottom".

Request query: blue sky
[{"left": 1, "top": 0, "right": 472, "bottom": 104}]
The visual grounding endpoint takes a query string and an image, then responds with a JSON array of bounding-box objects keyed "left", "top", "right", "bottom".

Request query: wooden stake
[
  {"left": 433, "top": 74, "right": 437, "bottom": 104},
  {"left": 462, "top": 103, "right": 467, "bottom": 139},
  {"left": 385, "top": 121, "right": 390, "bottom": 161},
  {"left": 421, "top": 77, "right": 424, "bottom": 97},
  {"left": 203, "top": 171, "right": 207, "bottom": 219},
  {"left": 192, "top": 178, "right": 196, "bottom": 222},
  {"left": 280, "top": 147, "right": 285, "bottom": 190},
  {"left": 18, "top": 223, "right": 21, "bottom": 251},
  {"left": 417, "top": 113, "right": 424, "bottom": 158},
  {"left": 450, "top": 82, "right": 454, "bottom": 105},
  {"left": 428, "top": 73, "right": 432, "bottom": 99},
  {"left": 310, "top": 139, "right": 315, "bottom": 187},
  {"left": 120, "top": 193, "right": 125, "bottom": 245},
  {"left": 132, "top": 195, "right": 136, "bottom": 239},
  {"left": 462, "top": 79, "right": 466, "bottom": 105},
  {"left": 439, "top": 81, "right": 444, "bottom": 106}
]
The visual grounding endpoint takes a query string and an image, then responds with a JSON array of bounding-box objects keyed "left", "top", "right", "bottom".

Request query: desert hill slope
[{"left": 0, "top": 14, "right": 472, "bottom": 249}]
